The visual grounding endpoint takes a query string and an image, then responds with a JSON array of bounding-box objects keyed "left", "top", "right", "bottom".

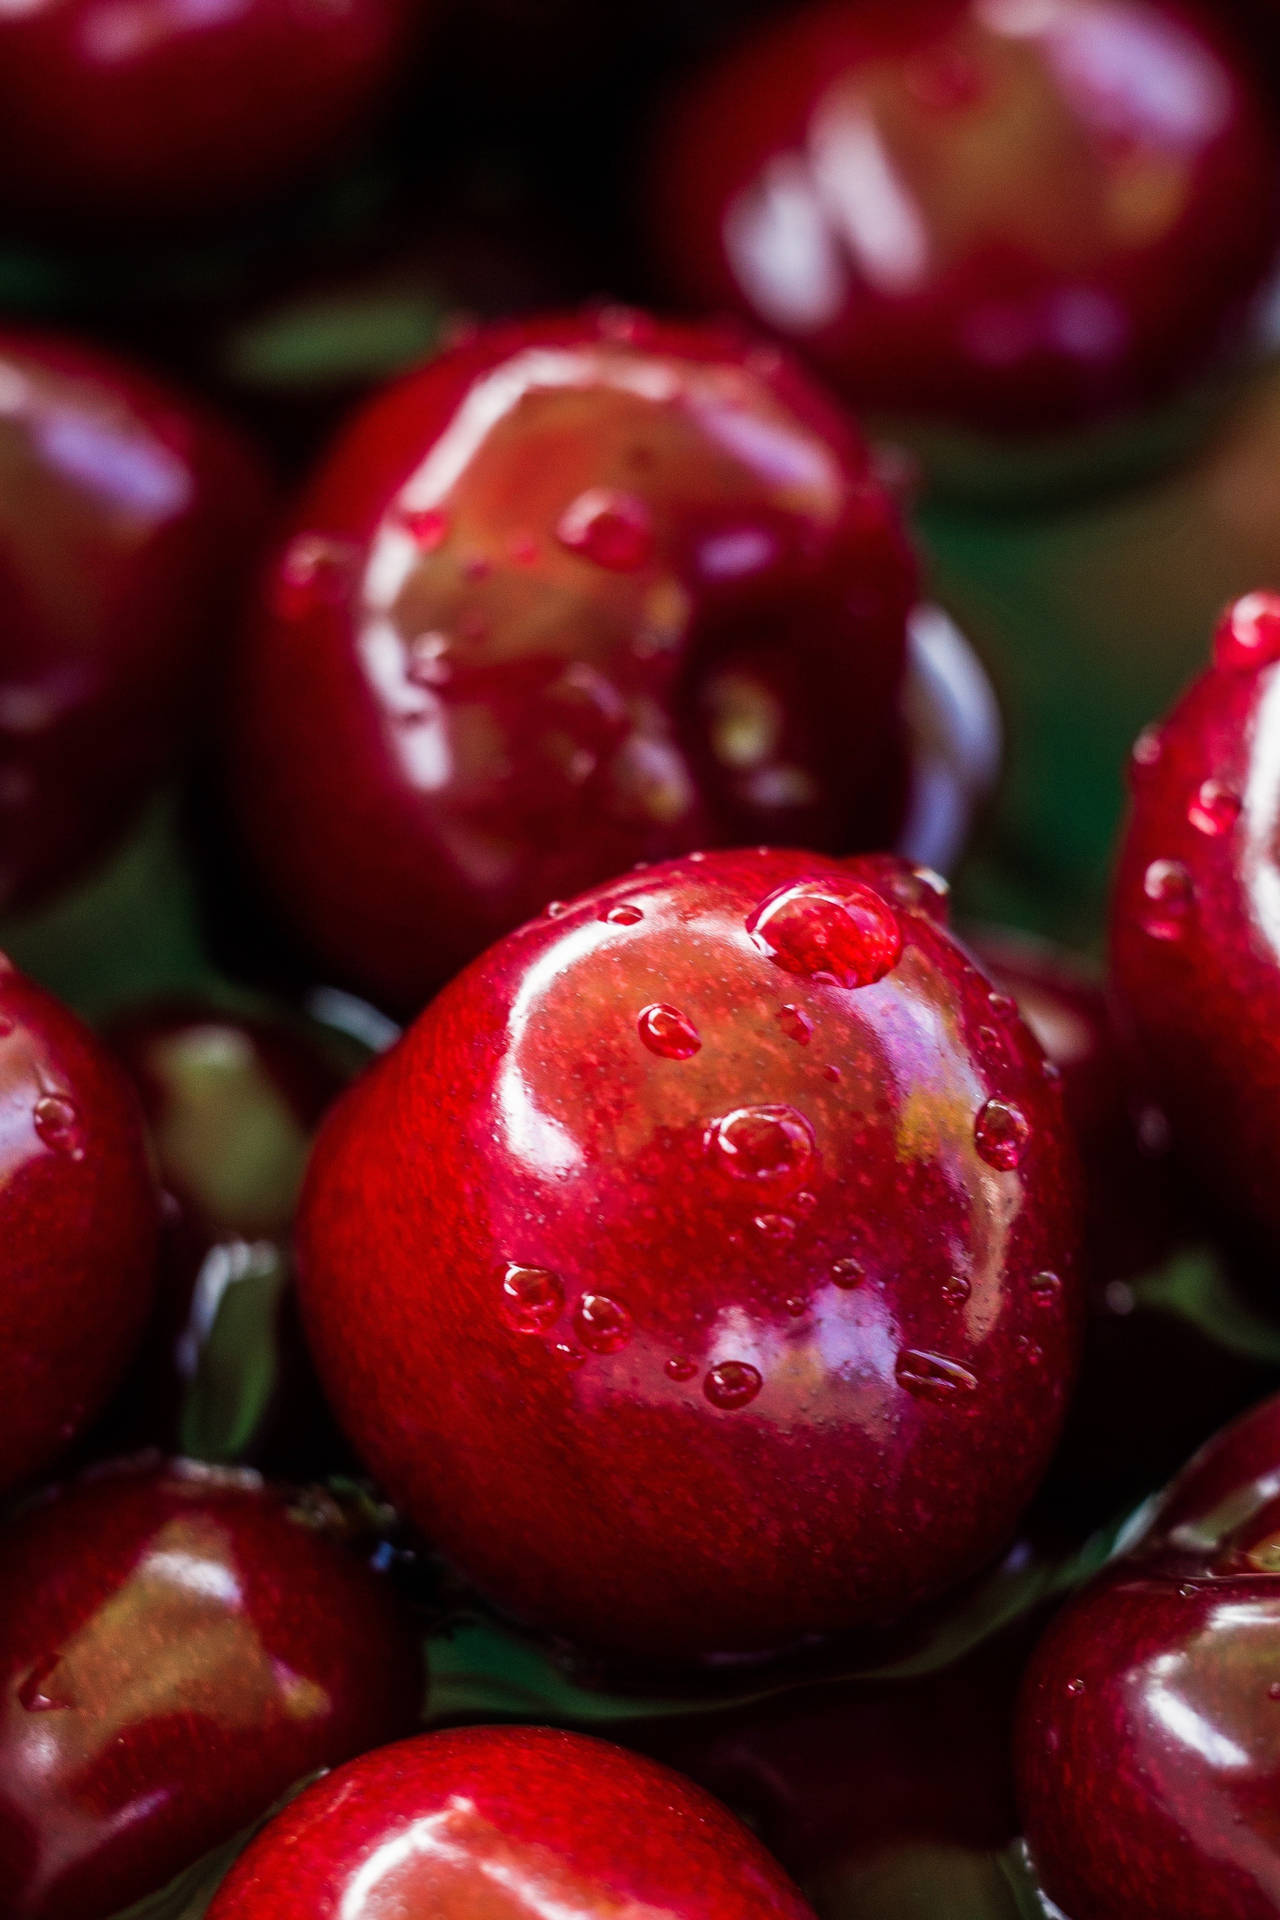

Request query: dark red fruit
[
  {"left": 0, "top": 329, "right": 266, "bottom": 916},
  {"left": 0, "top": 0, "right": 415, "bottom": 224},
  {"left": 1112, "top": 592, "right": 1280, "bottom": 1252},
  {"left": 233, "top": 311, "right": 922, "bottom": 1009},
  {"left": 0, "top": 1456, "right": 424, "bottom": 1920},
  {"left": 297, "top": 848, "right": 1082, "bottom": 1662},
  {"left": 1018, "top": 1390, "right": 1280, "bottom": 1920},
  {"left": 0, "top": 959, "right": 157, "bottom": 1495},
  {"left": 653, "top": 0, "right": 1280, "bottom": 439},
  {"left": 206, "top": 1725, "right": 817, "bottom": 1920}
]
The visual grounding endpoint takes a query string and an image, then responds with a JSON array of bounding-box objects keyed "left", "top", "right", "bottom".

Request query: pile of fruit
[{"left": 8, "top": 1, "right": 1280, "bottom": 1915}]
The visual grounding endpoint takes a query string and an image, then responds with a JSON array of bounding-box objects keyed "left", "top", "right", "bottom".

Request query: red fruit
[
  {"left": 296, "top": 848, "right": 1082, "bottom": 1661},
  {"left": 0, "top": 329, "right": 266, "bottom": 916},
  {"left": 0, "top": 0, "right": 414, "bottom": 224},
  {"left": 1018, "top": 1390, "right": 1280, "bottom": 1920},
  {"left": 0, "top": 1457, "right": 424, "bottom": 1920},
  {"left": 205, "top": 1725, "right": 817, "bottom": 1920},
  {"left": 0, "top": 959, "right": 157, "bottom": 1495},
  {"left": 653, "top": 0, "right": 1280, "bottom": 439},
  {"left": 1112, "top": 592, "right": 1280, "bottom": 1251},
  {"left": 233, "top": 311, "right": 923, "bottom": 1008}
]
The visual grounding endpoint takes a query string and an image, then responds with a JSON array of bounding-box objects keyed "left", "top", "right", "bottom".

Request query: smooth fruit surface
[
  {"left": 0, "top": 959, "right": 157, "bottom": 1494},
  {"left": 234, "top": 311, "right": 920, "bottom": 1008},
  {"left": 206, "top": 1724, "right": 818, "bottom": 1920},
  {"left": 654, "top": 0, "right": 1280, "bottom": 437},
  {"left": 297, "top": 848, "right": 1082, "bottom": 1660},
  {"left": 1112, "top": 592, "right": 1280, "bottom": 1251},
  {"left": 0, "top": 329, "right": 265, "bottom": 915},
  {"left": 1018, "top": 1391, "right": 1280, "bottom": 1919},
  {"left": 0, "top": 1457, "right": 424, "bottom": 1920}
]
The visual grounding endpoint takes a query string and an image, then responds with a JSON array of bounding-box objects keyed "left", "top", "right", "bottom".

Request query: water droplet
[
  {"left": 784, "top": 1296, "right": 808, "bottom": 1317},
  {"left": 752, "top": 1212, "right": 796, "bottom": 1241},
  {"left": 896, "top": 1349, "right": 979, "bottom": 1403},
  {"left": 500, "top": 1265, "right": 564, "bottom": 1334},
  {"left": 830, "top": 1257, "right": 864, "bottom": 1289},
  {"left": 1042, "top": 1059, "right": 1062, "bottom": 1084},
  {"left": 1141, "top": 859, "right": 1193, "bottom": 941},
  {"left": 18, "top": 1654, "right": 69, "bottom": 1713},
  {"left": 556, "top": 489, "right": 655, "bottom": 572},
  {"left": 777, "top": 1004, "right": 812, "bottom": 1045},
  {"left": 665, "top": 1356, "right": 696, "bottom": 1382},
  {"left": 404, "top": 632, "right": 453, "bottom": 688},
  {"left": 794, "top": 1189, "right": 817, "bottom": 1212},
  {"left": 704, "top": 1361, "right": 763, "bottom": 1410},
  {"left": 706, "top": 1105, "right": 815, "bottom": 1192},
  {"left": 974, "top": 1098, "right": 1030, "bottom": 1171},
  {"left": 552, "top": 1341, "right": 585, "bottom": 1368},
  {"left": 1213, "top": 591, "right": 1280, "bottom": 670},
  {"left": 1188, "top": 780, "right": 1241, "bottom": 837},
  {"left": 272, "top": 533, "right": 358, "bottom": 619},
  {"left": 545, "top": 900, "right": 571, "bottom": 919},
  {"left": 33, "top": 1094, "right": 84, "bottom": 1160},
  {"left": 398, "top": 505, "right": 448, "bottom": 551},
  {"left": 869, "top": 862, "right": 950, "bottom": 919},
  {"left": 1065, "top": 1677, "right": 1086, "bottom": 1698},
  {"left": 941, "top": 1274, "right": 971, "bottom": 1306},
  {"left": 823, "top": 1064, "right": 842, "bottom": 1084},
  {"left": 1131, "top": 727, "right": 1163, "bottom": 779},
  {"left": 987, "top": 991, "right": 1017, "bottom": 1018},
  {"left": 600, "top": 902, "right": 643, "bottom": 926},
  {"left": 1268, "top": 1681, "right": 1280, "bottom": 1701},
  {"left": 747, "top": 879, "right": 901, "bottom": 988},
  {"left": 1031, "top": 1271, "right": 1062, "bottom": 1304},
  {"left": 638, "top": 1004, "right": 701, "bottom": 1060},
  {"left": 977, "top": 1024, "right": 1001, "bottom": 1052},
  {"left": 573, "top": 1294, "right": 632, "bottom": 1354}
]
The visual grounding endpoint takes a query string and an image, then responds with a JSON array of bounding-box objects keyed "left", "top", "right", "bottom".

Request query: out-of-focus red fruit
[
  {"left": 0, "top": 1457, "right": 424, "bottom": 1920},
  {"left": 233, "top": 311, "right": 928, "bottom": 1010},
  {"left": 297, "top": 848, "right": 1082, "bottom": 1663},
  {"left": 0, "top": 330, "right": 266, "bottom": 917},
  {"left": 653, "top": 0, "right": 1280, "bottom": 440},
  {"left": 0, "top": 959, "right": 157, "bottom": 1496}
]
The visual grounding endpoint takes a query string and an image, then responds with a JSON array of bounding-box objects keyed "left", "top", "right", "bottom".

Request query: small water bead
[
  {"left": 1213, "top": 591, "right": 1280, "bottom": 671},
  {"left": 404, "top": 633, "right": 453, "bottom": 688},
  {"left": 987, "top": 992, "right": 1017, "bottom": 1018},
  {"left": 398, "top": 505, "right": 449, "bottom": 551},
  {"left": 941, "top": 1274, "right": 972, "bottom": 1306},
  {"left": 976, "top": 1024, "right": 1001, "bottom": 1053},
  {"left": 556, "top": 489, "right": 655, "bottom": 573},
  {"left": 18, "top": 1654, "right": 68, "bottom": 1714},
  {"left": 777, "top": 1004, "right": 813, "bottom": 1045},
  {"left": 573, "top": 1294, "right": 633, "bottom": 1354},
  {"left": 1141, "top": 859, "right": 1194, "bottom": 941},
  {"left": 1031, "top": 1271, "right": 1062, "bottom": 1304},
  {"left": 1130, "top": 727, "right": 1163, "bottom": 780},
  {"left": 601, "top": 902, "right": 644, "bottom": 926},
  {"left": 784, "top": 1296, "right": 809, "bottom": 1317},
  {"left": 974, "top": 1098, "right": 1030, "bottom": 1171},
  {"left": 706, "top": 1105, "right": 815, "bottom": 1191},
  {"left": 1065, "top": 1677, "right": 1086, "bottom": 1699},
  {"left": 637, "top": 1004, "right": 701, "bottom": 1061},
  {"left": 272, "top": 533, "right": 358, "bottom": 619},
  {"left": 1188, "top": 779, "right": 1241, "bottom": 837},
  {"left": 665, "top": 1357, "right": 697, "bottom": 1383},
  {"left": 752, "top": 1212, "right": 796, "bottom": 1241},
  {"left": 1268, "top": 1681, "right": 1280, "bottom": 1701},
  {"left": 896, "top": 1349, "right": 979, "bottom": 1403},
  {"left": 545, "top": 900, "right": 571, "bottom": 919},
  {"left": 747, "top": 879, "right": 901, "bottom": 989},
  {"left": 830, "top": 1257, "right": 864, "bottom": 1289},
  {"left": 500, "top": 1265, "right": 564, "bottom": 1334},
  {"left": 794, "top": 1189, "right": 817, "bottom": 1212},
  {"left": 704, "top": 1361, "right": 763, "bottom": 1410},
  {"left": 552, "top": 1342, "right": 585, "bottom": 1368},
  {"left": 33, "top": 1094, "right": 84, "bottom": 1160},
  {"left": 822, "top": 1064, "right": 842, "bottom": 1084}
]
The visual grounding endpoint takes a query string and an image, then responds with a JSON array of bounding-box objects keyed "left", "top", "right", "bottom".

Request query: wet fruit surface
[
  {"left": 0, "top": 959, "right": 158, "bottom": 1495},
  {"left": 234, "top": 312, "right": 921, "bottom": 1008},
  {"left": 0, "top": 1457, "right": 424, "bottom": 1920},
  {"left": 653, "top": 0, "right": 1280, "bottom": 437},
  {"left": 297, "top": 848, "right": 1082, "bottom": 1660},
  {"left": 205, "top": 1724, "right": 819, "bottom": 1920},
  {"left": 0, "top": 329, "right": 265, "bottom": 916},
  {"left": 1018, "top": 1390, "right": 1280, "bottom": 1919}
]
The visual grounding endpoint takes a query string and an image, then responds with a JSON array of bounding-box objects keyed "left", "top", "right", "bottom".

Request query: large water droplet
[
  {"left": 896, "top": 1349, "right": 979, "bottom": 1403},
  {"left": 638, "top": 1004, "right": 701, "bottom": 1060},
  {"left": 704, "top": 1361, "right": 763, "bottom": 1410},
  {"left": 1141, "top": 859, "right": 1193, "bottom": 941},
  {"left": 500, "top": 1265, "right": 564, "bottom": 1334},
  {"left": 1213, "top": 592, "right": 1280, "bottom": 671},
  {"left": 706, "top": 1105, "right": 815, "bottom": 1191},
  {"left": 1188, "top": 780, "right": 1241, "bottom": 838},
  {"left": 556, "top": 489, "right": 655, "bottom": 572},
  {"left": 746, "top": 879, "right": 901, "bottom": 988},
  {"left": 777, "top": 1004, "right": 812, "bottom": 1045},
  {"left": 34, "top": 1094, "right": 84, "bottom": 1161},
  {"left": 573, "top": 1294, "right": 633, "bottom": 1354},
  {"left": 974, "top": 1098, "right": 1029, "bottom": 1171}
]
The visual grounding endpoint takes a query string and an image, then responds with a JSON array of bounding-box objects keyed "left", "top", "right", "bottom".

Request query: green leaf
[
  {"left": 177, "top": 1242, "right": 290, "bottom": 1464},
  {"left": 1122, "top": 1247, "right": 1280, "bottom": 1367},
  {"left": 107, "top": 1830, "right": 249, "bottom": 1920},
  {"left": 812, "top": 1843, "right": 1034, "bottom": 1920},
  {"left": 223, "top": 289, "right": 445, "bottom": 392}
]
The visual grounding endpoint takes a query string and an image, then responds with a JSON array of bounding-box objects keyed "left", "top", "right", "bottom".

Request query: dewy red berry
[
  {"left": 1112, "top": 592, "right": 1280, "bottom": 1250},
  {"left": 0, "top": 1457, "right": 424, "bottom": 1920},
  {"left": 652, "top": 0, "right": 1280, "bottom": 438},
  {"left": 0, "top": 959, "right": 157, "bottom": 1495},
  {"left": 233, "top": 311, "right": 923, "bottom": 1008},
  {"left": 1018, "top": 1391, "right": 1280, "bottom": 1920},
  {"left": 0, "top": 329, "right": 266, "bottom": 916},
  {"left": 206, "top": 1725, "right": 819, "bottom": 1920},
  {"left": 297, "top": 849, "right": 1082, "bottom": 1661}
]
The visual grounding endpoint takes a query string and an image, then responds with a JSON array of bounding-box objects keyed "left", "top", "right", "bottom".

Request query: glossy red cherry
[
  {"left": 653, "top": 0, "right": 1280, "bottom": 439},
  {"left": 297, "top": 848, "right": 1082, "bottom": 1662},
  {"left": 206, "top": 1724, "right": 817, "bottom": 1920},
  {"left": 1018, "top": 1390, "right": 1280, "bottom": 1920},
  {"left": 0, "top": 1456, "right": 424, "bottom": 1920},
  {"left": 0, "top": 959, "right": 158, "bottom": 1496},
  {"left": 0, "top": 329, "right": 266, "bottom": 917},
  {"left": 0, "top": 0, "right": 416, "bottom": 224},
  {"left": 1112, "top": 592, "right": 1280, "bottom": 1253},
  {"left": 233, "top": 311, "right": 923, "bottom": 1009}
]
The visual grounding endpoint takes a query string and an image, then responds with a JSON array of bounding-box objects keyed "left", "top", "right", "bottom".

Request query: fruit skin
[
  {"left": 0, "top": 329, "right": 266, "bottom": 917},
  {"left": 205, "top": 1724, "right": 818, "bottom": 1920},
  {"left": 297, "top": 847, "right": 1082, "bottom": 1662},
  {"left": 1017, "top": 1390, "right": 1280, "bottom": 1920},
  {"left": 0, "top": 0, "right": 414, "bottom": 224},
  {"left": 653, "top": 0, "right": 1280, "bottom": 439},
  {"left": 0, "top": 1456, "right": 424, "bottom": 1920},
  {"left": 0, "top": 959, "right": 158, "bottom": 1495},
  {"left": 233, "top": 311, "right": 920, "bottom": 1009},
  {"left": 1112, "top": 593, "right": 1280, "bottom": 1253}
]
